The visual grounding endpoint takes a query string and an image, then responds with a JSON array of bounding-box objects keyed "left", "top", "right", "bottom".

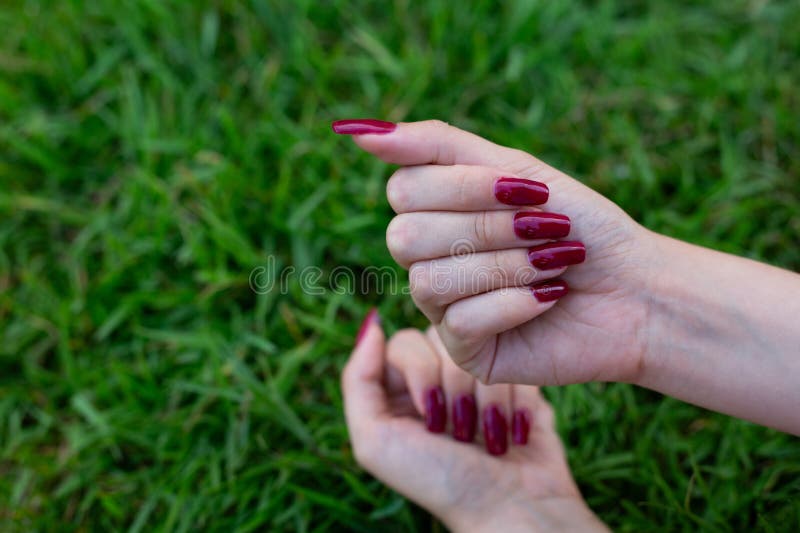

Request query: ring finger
[{"left": 409, "top": 248, "right": 567, "bottom": 323}]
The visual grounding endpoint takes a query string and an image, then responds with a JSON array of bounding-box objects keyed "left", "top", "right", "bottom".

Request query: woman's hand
[
  {"left": 341, "top": 312, "right": 608, "bottom": 532},
  {"left": 335, "top": 119, "right": 800, "bottom": 435},
  {"left": 335, "top": 119, "right": 655, "bottom": 386}
]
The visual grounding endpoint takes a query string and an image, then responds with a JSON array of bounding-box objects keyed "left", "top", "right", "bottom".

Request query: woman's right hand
[
  {"left": 335, "top": 119, "right": 800, "bottom": 435},
  {"left": 336, "top": 119, "right": 657, "bottom": 387}
]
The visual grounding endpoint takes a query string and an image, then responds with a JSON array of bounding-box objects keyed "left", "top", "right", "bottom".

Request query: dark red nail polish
[
  {"left": 482, "top": 404, "right": 508, "bottom": 456},
  {"left": 494, "top": 177, "right": 549, "bottom": 206},
  {"left": 425, "top": 386, "right": 447, "bottom": 433},
  {"left": 452, "top": 393, "right": 477, "bottom": 442},
  {"left": 355, "top": 308, "right": 379, "bottom": 346},
  {"left": 531, "top": 280, "right": 569, "bottom": 303},
  {"left": 513, "top": 212, "right": 570, "bottom": 240},
  {"left": 528, "top": 241, "right": 586, "bottom": 270},
  {"left": 512, "top": 409, "right": 531, "bottom": 445},
  {"left": 332, "top": 119, "right": 397, "bottom": 135}
]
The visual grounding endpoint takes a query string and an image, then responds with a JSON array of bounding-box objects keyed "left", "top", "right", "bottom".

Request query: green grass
[{"left": 1, "top": 0, "right": 799, "bottom": 530}]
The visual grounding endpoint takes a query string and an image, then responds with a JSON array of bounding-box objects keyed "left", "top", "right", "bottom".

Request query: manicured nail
[
  {"left": 425, "top": 386, "right": 447, "bottom": 433},
  {"left": 355, "top": 308, "right": 380, "bottom": 346},
  {"left": 482, "top": 404, "right": 508, "bottom": 456},
  {"left": 513, "top": 212, "right": 570, "bottom": 240},
  {"left": 494, "top": 177, "right": 549, "bottom": 206},
  {"left": 512, "top": 409, "right": 531, "bottom": 445},
  {"left": 452, "top": 393, "right": 477, "bottom": 442},
  {"left": 332, "top": 119, "right": 397, "bottom": 135},
  {"left": 530, "top": 280, "right": 569, "bottom": 303},
  {"left": 528, "top": 241, "right": 586, "bottom": 270}
]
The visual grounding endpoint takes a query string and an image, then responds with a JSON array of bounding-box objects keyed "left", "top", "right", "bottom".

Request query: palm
[
  {"left": 377, "top": 398, "right": 578, "bottom": 517},
  {"left": 342, "top": 313, "right": 606, "bottom": 531}
]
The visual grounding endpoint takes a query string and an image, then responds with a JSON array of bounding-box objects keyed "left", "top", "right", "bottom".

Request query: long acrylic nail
[
  {"left": 512, "top": 409, "right": 531, "bottom": 445},
  {"left": 513, "top": 212, "right": 570, "bottom": 240},
  {"left": 530, "top": 280, "right": 569, "bottom": 303},
  {"left": 332, "top": 119, "right": 397, "bottom": 135},
  {"left": 482, "top": 404, "right": 508, "bottom": 456},
  {"left": 425, "top": 386, "right": 447, "bottom": 433},
  {"left": 494, "top": 177, "right": 549, "bottom": 206},
  {"left": 452, "top": 393, "right": 477, "bottom": 442},
  {"left": 528, "top": 241, "right": 586, "bottom": 270},
  {"left": 355, "top": 308, "right": 380, "bottom": 346}
]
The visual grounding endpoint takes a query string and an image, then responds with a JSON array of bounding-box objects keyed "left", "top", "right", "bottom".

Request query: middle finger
[{"left": 387, "top": 210, "right": 580, "bottom": 267}]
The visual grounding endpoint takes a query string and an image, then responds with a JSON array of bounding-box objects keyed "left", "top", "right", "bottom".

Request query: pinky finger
[{"left": 436, "top": 280, "right": 568, "bottom": 377}]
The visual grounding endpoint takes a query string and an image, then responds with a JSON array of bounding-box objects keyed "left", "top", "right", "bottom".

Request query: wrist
[
  {"left": 634, "top": 231, "right": 695, "bottom": 389},
  {"left": 444, "top": 497, "right": 608, "bottom": 533},
  {"left": 632, "top": 231, "right": 800, "bottom": 433}
]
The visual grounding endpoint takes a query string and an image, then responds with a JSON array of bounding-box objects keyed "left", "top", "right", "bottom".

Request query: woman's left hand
[{"left": 341, "top": 312, "right": 608, "bottom": 532}]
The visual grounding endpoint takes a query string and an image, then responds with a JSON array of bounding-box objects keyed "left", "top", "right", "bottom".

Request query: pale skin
[
  {"left": 342, "top": 119, "right": 800, "bottom": 436},
  {"left": 342, "top": 322, "right": 610, "bottom": 532}
]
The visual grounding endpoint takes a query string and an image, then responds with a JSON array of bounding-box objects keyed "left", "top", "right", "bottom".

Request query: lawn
[{"left": 1, "top": 0, "right": 799, "bottom": 530}]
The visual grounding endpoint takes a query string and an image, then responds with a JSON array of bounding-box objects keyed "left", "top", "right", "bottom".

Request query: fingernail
[
  {"left": 332, "top": 119, "right": 397, "bottom": 135},
  {"left": 513, "top": 212, "right": 570, "bottom": 240},
  {"left": 452, "top": 393, "right": 477, "bottom": 442},
  {"left": 482, "top": 404, "right": 508, "bottom": 456},
  {"left": 512, "top": 409, "right": 531, "bottom": 445},
  {"left": 531, "top": 280, "right": 569, "bottom": 303},
  {"left": 528, "top": 241, "right": 586, "bottom": 270},
  {"left": 494, "top": 177, "right": 549, "bottom": 206},
  {"left": 425, "top": 386, "right": 447, "bottom": 433},
  {"left": 355, "top": 308, "right": 380, "bottom": 346}
]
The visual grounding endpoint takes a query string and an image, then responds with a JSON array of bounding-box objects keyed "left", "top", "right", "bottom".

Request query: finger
[
  {"left": 436, "top": 282, "right": 569, "bottom": 378},
  {"left": 475, "top": 380, "right": 512, "bottom": 456},
  {"left": 342, "top": 309, "right": 388, "bottom": 437},
  {"left": 387, "top": 211, "right": 579, "bottom": 267},
  {"left": 386, "top": 329, "right": 446, "bottom": 433},
  {"left": 427, "top": 326, "right": 477, "bottom": 442},
  {"left": 387, "top": 165, "right": 550, "bottom": 213},
  {"left": 409, "top": 249, "right": 567, "bottom": 323},
  {"left": 510, "top": 385, "right": 540, "bottom": 446},
  {"left": 337, "top": 119, "right": 538, "bottom": 172},
  {"left": 511, "top": 385, "right": 568, "bottom": 464}
]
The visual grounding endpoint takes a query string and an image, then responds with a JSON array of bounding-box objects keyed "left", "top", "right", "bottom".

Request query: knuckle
[
  {"left": 424, "top": 119, "right": 450, "bottom": 130},
  {"left": 386, "top": 170, "right": 409, "bottom": 213},
  {"left": 442, "top": 308, "right": 480, "bottom": 348},
  {"left": 409, "top": 262, "right": 441, "bottom": 307},
  {"left": 504, "top": 148, "right": 538, "bottom": 169},
  {"left": 423, "top": 120, "right": 455, "bottom": 164},
  {"left": 472, "top": 211, "right": 491, "bottom": 248},
  {"left": 385, "top": 215, "right": 414, "bottom": 265},
  {"left": 452, "top": 165, "right": 471, "bottom": 207}
]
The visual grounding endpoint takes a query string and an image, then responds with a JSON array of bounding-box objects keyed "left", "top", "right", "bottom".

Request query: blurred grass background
[{"left": 1, "top": 0, "right": 799, "bottom": 530}]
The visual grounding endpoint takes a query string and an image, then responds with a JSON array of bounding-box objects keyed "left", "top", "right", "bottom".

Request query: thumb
[{"left": 332, "top": 118, "right": 537, "bottom": 171}]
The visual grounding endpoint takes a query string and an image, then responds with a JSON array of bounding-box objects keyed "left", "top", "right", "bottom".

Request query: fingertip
[
  {"left": 355, "top": 307, "right": 382, "bottom": 348},
  {"left": 343, "top": 309, "right": 389, "bottom": 431},
  {"left": 346, "top": 308, "right": 385, "bottom": 383}
]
